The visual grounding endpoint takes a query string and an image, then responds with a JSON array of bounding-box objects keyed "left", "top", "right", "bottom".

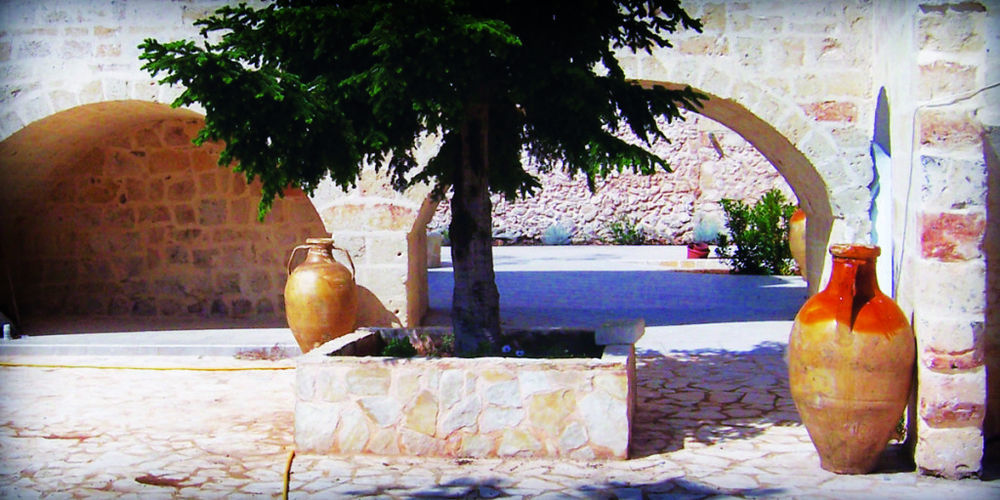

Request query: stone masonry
[
  {"left": 0, "top": 113, "right": 326, "bottom": 321},
  {"left": 0, "top": 0, "right": 996, "bottom": 479},
  {"left": 295, "top": 325, "right": 638, "bottom": 460}
]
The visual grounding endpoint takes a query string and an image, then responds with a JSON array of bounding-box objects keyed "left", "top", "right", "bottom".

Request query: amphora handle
[{"left": 287, "top": 240, "right": 356, "bottom": 282}]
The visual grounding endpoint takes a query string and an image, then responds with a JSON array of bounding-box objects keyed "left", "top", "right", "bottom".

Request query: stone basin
[{"left": 294, "top": 319, "right": 643, "bottom": 459}]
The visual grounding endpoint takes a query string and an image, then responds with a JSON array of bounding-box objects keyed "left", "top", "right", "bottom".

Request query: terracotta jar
[
  {"left": 687, "top": 242, "right": 710, "bottom": 259},
  {"left": 788, "top": 244, "right": 914, "bottom": 474},
  {"left": 284, "top": 238, "right": 358, "bottom": 353},
  {"left": 789, "top": 208, "right": 807, "bottom": 277}
]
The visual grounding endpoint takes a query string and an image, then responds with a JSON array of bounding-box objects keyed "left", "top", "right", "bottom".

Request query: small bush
[
  {"left": 541, "top": 222, "right": 573, "bottom": 245},
  {"left": 605, "top": 216, "right": 647, "bottom": 245},
  {"left": 715, "top": 189, "right": 796, "bottom": 275},
  {"left": 380, "top": 337, "right": 417, "bottom": 357}
]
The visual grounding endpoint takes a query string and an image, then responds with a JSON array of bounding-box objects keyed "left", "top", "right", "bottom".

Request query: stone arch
[
  {"left": 0, "top": 100, "right": 327, "bottom": 330},
  {"left": 639, "top": 82, "right": 834, "bottom": 292}
]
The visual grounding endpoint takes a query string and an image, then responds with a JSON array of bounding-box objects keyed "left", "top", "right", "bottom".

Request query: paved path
[
  {"left": 2, "top": 348, "right": 997, "bottom": 499},
  {"left": 1, "top": 246, "right": 997, "bottom": 497}
]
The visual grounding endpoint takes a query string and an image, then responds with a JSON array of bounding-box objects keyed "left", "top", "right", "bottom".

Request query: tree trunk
[{"left": 450, "top": 101, "right": 502, "bottom": 354}]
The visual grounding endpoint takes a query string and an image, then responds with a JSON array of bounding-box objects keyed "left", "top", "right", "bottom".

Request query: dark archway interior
[{"left": 0, "top": 101, "right": 327, "bottom": 334}]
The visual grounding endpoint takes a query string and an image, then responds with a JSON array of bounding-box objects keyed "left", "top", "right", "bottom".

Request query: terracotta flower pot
[
  {"left": 687, "top": 242, "right": 710, "bottom": 259},
  {"left": 788, "top": 244, "right": 914, "bottom": 474},
  {"left": 284, "top": 238, "right": 359, "bottom": 353},
  {"left": 789, "top": 208, "right": 807, "bottom": 277}
]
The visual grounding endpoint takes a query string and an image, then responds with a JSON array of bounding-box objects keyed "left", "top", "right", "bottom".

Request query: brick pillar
[
  {"left": 913, "top": 210, "right": 988, "bottom": 478},
  {"left": 313, "top": 166, "right": 433, "bottom": 329}
]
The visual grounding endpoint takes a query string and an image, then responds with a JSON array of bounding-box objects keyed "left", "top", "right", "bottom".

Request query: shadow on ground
[
  {"left": 427, "top": 269, "right": 807, "bottom": 328},
  {"left": 630, "top": 342, "right": 799, "bottom": 458}
]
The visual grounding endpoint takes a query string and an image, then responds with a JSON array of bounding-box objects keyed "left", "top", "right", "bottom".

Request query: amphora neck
[
  {"left": 826, "top": 244, "right": 882, "bottom": 330},
  {"left": 304, "top": 238, "right": 335, "bottom": 263}
]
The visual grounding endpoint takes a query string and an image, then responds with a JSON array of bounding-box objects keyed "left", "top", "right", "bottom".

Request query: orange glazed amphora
[
  {"left": 284, "top": 238, "right": 359, "bottom": 353},
  {"left": 789, "top": 208, "right": 807, "bottom": 277},
  {"left": 788, "top": 244, "right": 914, "bottom": 474}
]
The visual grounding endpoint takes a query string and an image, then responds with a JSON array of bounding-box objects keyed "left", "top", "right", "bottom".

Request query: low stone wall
[{"left": 295, "top": 321, "right": 642, "bottom": 459}]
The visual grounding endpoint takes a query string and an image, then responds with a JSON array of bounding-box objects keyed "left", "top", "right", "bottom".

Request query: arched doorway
[
  {"left": 0, "top": 101, "right": 327, "bottom": 333},
  {"left": 641, "top": 84, "right": 834, "bottom": 294}
]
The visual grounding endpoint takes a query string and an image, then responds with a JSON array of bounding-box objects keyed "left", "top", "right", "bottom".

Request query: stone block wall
[
  {"left": 1, "top": 116, "right": 326, "bottom": 322},
  {"left": 873, "top": 0, "right": 997, "bottom": 480},
  {"left": 296, "top": 328, "right": 636, "bottom": 459},
  {"left": 430, "top": 113, "right": 796, "bottom": 244}
]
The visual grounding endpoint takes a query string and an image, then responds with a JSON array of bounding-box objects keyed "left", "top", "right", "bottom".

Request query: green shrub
[
  {"left": 605, "top": 216, "right": 647, "bottom": 245},
  {"left": 380, "top": 337, "right": 417, "bottom": 357},
  {"left": 715, "top": 189, "right": 796, "bottom": 275}
]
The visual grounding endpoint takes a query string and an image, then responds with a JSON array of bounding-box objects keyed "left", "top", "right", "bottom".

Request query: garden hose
[
  {"left": 283, "top": 449, "right": 296, "bottom": 500},
  {"left": 0, "top": 362, "right": 294, "bottom": 371}
]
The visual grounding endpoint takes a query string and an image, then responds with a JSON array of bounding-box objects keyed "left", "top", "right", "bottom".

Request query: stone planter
[{"left": 295, "top": 319, "right": 643, "bottom": 459}]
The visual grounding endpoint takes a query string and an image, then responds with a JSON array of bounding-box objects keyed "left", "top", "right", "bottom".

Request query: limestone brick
[
  {"left": 458, "top": 434, "right": 495, "bottom": 457},
  {"left": 336, "top": 405, "right": 371, "bottom": 453},
  {"left": 638, "top": 53, "right": 671, "bottom": 82},
  {"left": 915, "top": 426, "right": 983, "bottom": 479},
  {"left": 102, "top": 79, "right": 128, "bottom": 101},
  {"left": 802, "top": 101, "right": 857, "bottom": 123},
  {"left": 918, "top": 155, "right": 988, "bottom": 210},
  {"left": 364, "top": 233, "right": 409, "bottom": 266},
  {"left": 404, "top": 391, "right": 438, "bottom": 436},
  {"left": 359, "top": 396, "right": 402, "bottom": 428},
  {"left": 678, "top": 35, "right": 729, "bottom": 56},
  {"left": 912, "top": 258, "right": 986, "bottom": 317},
  {"left": 918, "top": 211, "right": 986, "bottom": 261},
  {"left": 918, "top": 368, "right": 986, "bottom": 428},
  {"left": 697, "top": 2, "right": 726, "bottom": 32},
  {"left": 918, "top": 61, "right": 978, "bottom": 101},
  {"left": 915, "top": 313, "right": 984, "bottom": 367},
  {"left": 498, "top": 429, "right": 541, "bottom": 457},
  {"left": 918, "top": 109, "right": 984, "bottom": 152},
  {"left": 917, "top": 9, "right": 986, "bottom": 53},
  {"left": 579, "top": 389, "right": 629, "bottom": 456},
  {"left": 441, "top": 395, "right": 481, "bottom": 435},
  {"left": 321, "top": 202, "right": 417, "bottom": 232},
  {"left": 733, "top": 36, "right": 767, "bottom": 68},
  {"left": 366, "top": 428, "right": 400, "bottom": 455},
  {"left": 528, "top": 390, "right": 575, "bottom": 436}
]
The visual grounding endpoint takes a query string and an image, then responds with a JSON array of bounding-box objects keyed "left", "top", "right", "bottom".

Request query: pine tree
[{"left": 139, "top": 0, "right": 704, "bottom": 354}]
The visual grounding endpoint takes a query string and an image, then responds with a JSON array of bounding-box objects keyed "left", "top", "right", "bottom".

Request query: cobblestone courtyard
[{"left": 1, "top": 345, "right": 996, "bottom": 499}]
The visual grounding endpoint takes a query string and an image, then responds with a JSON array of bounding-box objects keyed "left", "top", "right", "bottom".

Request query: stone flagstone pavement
[
  {"left": 1, "top": 247, "right": 996, "bottom": 497},
  {"left": 1, "top": 344, "right": 997, "bottom": 499}
]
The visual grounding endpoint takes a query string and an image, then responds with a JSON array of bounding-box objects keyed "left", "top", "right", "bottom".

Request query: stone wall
[
  {"left": 296, "top": 327, "right": 636, "bottom": 459},
  {"left": 1, "top": 116, "right": 326, "bottom": 323},
  {"left": 430, "top": 112, "right": 796, "bottom": 243},
  {"left": 873, "top": 0, "right": 998, "bottom": 479}
]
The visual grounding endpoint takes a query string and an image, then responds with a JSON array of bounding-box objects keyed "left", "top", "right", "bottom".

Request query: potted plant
[{"left": 687, "top": 217, "right": 721, "bottom": 259}]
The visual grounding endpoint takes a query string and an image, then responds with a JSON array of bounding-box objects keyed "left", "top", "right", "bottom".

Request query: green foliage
[
  {"left": 715, "top": 189, "right": 796, "bottom": 275},
  {"left": 138, "top": 0, "right": 705, "bottom": 219},
  {"left": 427, "top": 333, "right": 455, "bottom": 357},
  {"left": 380, "top": 337, "right": 417, "bottom": 358},
  {"left": 380, "top": 332, "right": 454, "bottom": 358},
  {"left": 605, "top": 216, "right": 647, "bottom": 245},
  {"left": 541, "top": 222, "right": 573, "bottom": 245}
]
